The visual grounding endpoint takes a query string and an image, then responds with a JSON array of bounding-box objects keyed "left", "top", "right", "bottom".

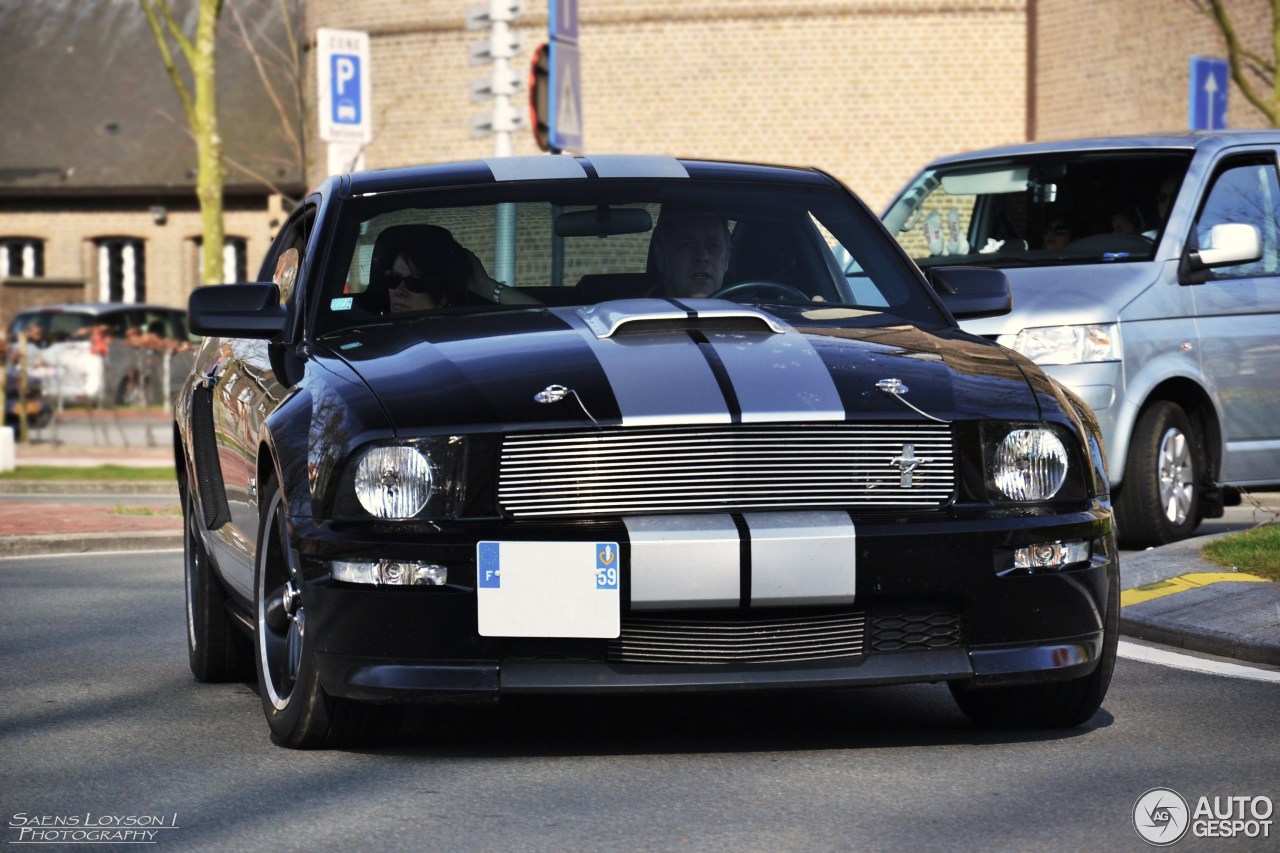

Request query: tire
[
  {"left": 184, "top": 489, "right": 251, "bottom": 682},
  {"left": 1114, "top": 401, "right": 1201, "bottom": 547},
  {"left": 254, "top": 474, "right": 366, "bottom": 748},
  {"left": 949, "top": 584, "right": 1119, "bottom": 729}
]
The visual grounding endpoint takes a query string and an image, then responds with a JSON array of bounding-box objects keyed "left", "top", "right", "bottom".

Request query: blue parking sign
[{"left": 331, "top": 53, "right": 362, "bottom": 125}]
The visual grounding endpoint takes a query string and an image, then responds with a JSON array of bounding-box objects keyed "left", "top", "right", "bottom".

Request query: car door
[
  {"left": 1187, "top": 151, "right": 1280, "bottom": 484},
  {"left": 203, "top": 205, "right": 315, "bottom": 597}
]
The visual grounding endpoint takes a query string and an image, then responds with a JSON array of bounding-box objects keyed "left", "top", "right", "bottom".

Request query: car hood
[
  {"left": 957, "top": 261, "right": 1157, "bottom": 337},
  {"left": 319, "top": 300, "right": 1041, "bottom": 432}
]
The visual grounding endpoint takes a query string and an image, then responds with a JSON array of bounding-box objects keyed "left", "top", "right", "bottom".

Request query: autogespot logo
[{"left": 1134, "top": 788, "right": 1191, "bottom": 846}]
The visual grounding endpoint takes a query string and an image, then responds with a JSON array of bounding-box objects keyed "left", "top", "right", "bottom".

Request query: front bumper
[{"left": 296, "top": 507, "right": 1118, "bottom": 703}]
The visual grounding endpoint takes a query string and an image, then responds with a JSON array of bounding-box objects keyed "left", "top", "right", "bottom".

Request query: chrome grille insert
[
  {"left": 499, "top": 425, "right": 955, "bottom": 517},
  {"left": 609, "top": 611, "right": 865, "bottom": 665}
]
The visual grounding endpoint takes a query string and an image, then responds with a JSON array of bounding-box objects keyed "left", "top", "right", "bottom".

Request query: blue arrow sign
[{"left": 1189, "top": 56, "right": 1228, "bottom": 131}]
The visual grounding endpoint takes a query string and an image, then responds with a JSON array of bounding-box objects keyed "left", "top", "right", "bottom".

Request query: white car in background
[{"left": 7, "top": 303, "right": 195, "bottom": 406}]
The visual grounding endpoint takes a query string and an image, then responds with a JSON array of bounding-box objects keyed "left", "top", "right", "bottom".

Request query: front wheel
[
  {"left": 949, "top": 586, "right": 1119, "bottom": 729},
  {"left": 1114, "top": 401, "right": 1202, "bottom": 547},
  {"left": 254, "top": 474, "right": 366, "bottom": 748}
]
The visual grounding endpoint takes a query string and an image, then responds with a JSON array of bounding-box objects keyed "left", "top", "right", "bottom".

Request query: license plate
[{"left": 476, "top": 541, "right": 620, "bottom": 638}]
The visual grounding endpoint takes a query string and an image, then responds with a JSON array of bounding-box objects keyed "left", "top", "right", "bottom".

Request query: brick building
[{"left": 1, "top": 0, "right": 1274, "bottom": 321}]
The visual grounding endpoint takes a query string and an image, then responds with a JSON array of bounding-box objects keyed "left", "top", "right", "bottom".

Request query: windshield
[
  {"left": 315, "top": 179, "right": 946, "bottom": 335},
  {"left": 883, "top": 151, "right": 1193, "bottom": 269}
]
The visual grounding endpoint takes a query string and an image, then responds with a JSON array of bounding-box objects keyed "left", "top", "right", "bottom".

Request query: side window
[
  {"left": 1195, "top": 158, "right": 1280, "bottom": 279},
  {"left": 259, "top": 206, "right": 313, "bottom": 304}
]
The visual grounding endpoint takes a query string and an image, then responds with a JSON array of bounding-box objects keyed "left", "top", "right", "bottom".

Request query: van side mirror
[
  {"left": 1182, "top": 222, "right": 1262, "bottom": 282},
  {"left": 925, "top": 266, "right": 1012, "bottom": 319}
]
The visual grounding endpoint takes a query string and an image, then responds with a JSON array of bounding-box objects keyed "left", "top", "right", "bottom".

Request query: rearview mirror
[{"left": 555, "top": 207, "right": 653, "bottom": 237}]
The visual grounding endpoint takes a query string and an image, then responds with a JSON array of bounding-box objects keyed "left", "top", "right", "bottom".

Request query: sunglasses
[{"left": 386, "top": 267, "right": 435, "bottom": 294}]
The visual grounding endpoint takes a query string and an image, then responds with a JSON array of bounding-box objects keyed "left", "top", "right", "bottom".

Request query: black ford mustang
[{"left": 176, "top": 156, "right": 1118, "bottom": 748}]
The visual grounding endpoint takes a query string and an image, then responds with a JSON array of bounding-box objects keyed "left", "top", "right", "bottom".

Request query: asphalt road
[{"left": 2, "top": 550, "right": 1277, "bottom": 851}]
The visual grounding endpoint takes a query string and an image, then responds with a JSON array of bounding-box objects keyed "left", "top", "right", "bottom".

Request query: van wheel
[{"left": 1115, "top": 401, "right": 1201, "bottom": 547}]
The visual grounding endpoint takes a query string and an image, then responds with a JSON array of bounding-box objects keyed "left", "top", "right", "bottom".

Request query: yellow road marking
[{"left": 1121, "top": 572, "right": 1270, "bottom": 607}]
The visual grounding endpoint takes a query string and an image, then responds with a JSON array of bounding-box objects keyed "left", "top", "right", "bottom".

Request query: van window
[
  {"left": 1194, "top": 159, "right": 1280, "bottom": 279},
  {"left": 883, "top": 152, "right": 1193, "bottom": 270}
]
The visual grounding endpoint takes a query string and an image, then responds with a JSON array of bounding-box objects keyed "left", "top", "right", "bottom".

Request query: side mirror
[
  {"left": 926, "top": 266, "right": 1012, "bottom": 320},
  {"left": 188, "top": 283, "right": 286, "bottom": 338},
  {"left": 1186, "top": 222, "right": 1262, "bottom": 272}
]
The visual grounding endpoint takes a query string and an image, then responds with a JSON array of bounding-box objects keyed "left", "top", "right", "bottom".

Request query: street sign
[
  {"left": 317, "top": 28, "right": 371, "bottom": 144},
  {"left": 549, "top": 39, "right": 582, "bottom": 152},
  {"left": 1189, "top": 56, "right": 1228, "bottom": 131},
  {"left": 550, "top": 0, "right": 578, "bottom": 44}
]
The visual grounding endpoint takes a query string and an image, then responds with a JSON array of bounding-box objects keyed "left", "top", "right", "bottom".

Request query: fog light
[
  {"left": 333, "top": 560, "right": 448, "bottom": 586},
  {"left": 1011, "top": 540, "right": 1089, "bottom": 572}
]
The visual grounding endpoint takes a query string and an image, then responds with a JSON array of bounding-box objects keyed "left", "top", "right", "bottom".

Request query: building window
[
  {"left": 0, "top": 238, "right": 44, "bottom": 277},
  {"left": 96, "top": 238, "right": 146, "bottom": 303},
  {"left": 196, "top": 235, "right": 248, "bottom": 283}
]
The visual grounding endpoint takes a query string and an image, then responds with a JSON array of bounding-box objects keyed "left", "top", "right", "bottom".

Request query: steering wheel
[{"left": 709, "top": 280, "right": 811, "bottom": 304}]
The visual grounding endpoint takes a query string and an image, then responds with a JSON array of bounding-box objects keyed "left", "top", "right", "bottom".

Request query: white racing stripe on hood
[
  {"left": 703, "top": 324, "right": 845, "bottom": 423},
  {"left": 554, "top": 307, "right": 732, "bottom": 426}
]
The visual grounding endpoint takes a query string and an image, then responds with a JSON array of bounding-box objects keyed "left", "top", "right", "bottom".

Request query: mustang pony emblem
[{"left": 890, "top": 443, "right": 933, "bottom": 488}]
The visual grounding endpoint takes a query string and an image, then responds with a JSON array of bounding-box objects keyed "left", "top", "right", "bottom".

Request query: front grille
[
  {"left": 609, "top": 611, "right": 865, "bottom": 665},
  {"left": 499, "top": 424, "right": 955, "bottom": 518}
]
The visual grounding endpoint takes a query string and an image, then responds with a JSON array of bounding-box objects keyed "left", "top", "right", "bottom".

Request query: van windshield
[{"left": 882, "top": 151, "right": 1193, "bottom": 270}]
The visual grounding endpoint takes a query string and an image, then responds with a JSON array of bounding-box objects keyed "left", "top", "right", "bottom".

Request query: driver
[{"left": 648, "top": 210, "right": 731, "bottom": 298}]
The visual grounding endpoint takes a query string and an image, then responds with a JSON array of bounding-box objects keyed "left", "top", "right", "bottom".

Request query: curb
[
  {"left": 0, "top": 480, "right": 178, "bottom": 496},
  {"left": 1120, "top": 531, "right": 1280, "bottom": 667},
  {"left": 0, "top": 531, "right": 183, "bottom": 558}
]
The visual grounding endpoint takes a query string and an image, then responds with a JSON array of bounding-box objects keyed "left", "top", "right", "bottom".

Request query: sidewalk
[
  {"left": 2, "top": 436, "right": 1278, "bottom": 667},
  {"left": 0, "top": 438, "right": 181, "bottom": 556}
]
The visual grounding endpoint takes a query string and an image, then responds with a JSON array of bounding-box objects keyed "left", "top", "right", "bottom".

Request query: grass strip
[
  {"left": 1202, "top": 524, "right": 1280, "bottom": 582},
  {"left": 0, "top": 465, "right": 175, "bottom": 482}
]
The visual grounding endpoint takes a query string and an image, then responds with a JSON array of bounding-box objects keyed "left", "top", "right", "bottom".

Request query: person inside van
[{"left": 1042, "top": 217, "right": 1074, "bottom": 250}]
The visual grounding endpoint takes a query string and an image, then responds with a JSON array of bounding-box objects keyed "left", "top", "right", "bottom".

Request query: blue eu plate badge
[{"left": 476, "top": 541, "right": 620, "bottom": 638}]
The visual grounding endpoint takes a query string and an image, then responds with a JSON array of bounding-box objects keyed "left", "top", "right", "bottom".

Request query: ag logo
[{"left": 1134, "top": 788, "right": 1190, "bottom": 846}]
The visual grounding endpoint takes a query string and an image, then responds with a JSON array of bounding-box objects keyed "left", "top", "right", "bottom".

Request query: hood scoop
[{"left": 577, "top": 298, "right": 787, "bottom": 339}]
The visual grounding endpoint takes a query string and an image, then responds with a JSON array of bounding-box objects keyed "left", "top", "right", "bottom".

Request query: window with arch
[
  {"left": 195, "top": 235, "right": 248, "bottom": 283},
  {"left": 95, "top": 237, "right": 146, "bottom": 302},
  {"left": 0, "top": 237, "right": 44, "bottom": 278}
]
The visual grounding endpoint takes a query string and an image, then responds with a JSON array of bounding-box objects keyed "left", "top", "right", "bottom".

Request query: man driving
[{"left": 649, "top": 210, "right": 731, "bottom": 298}]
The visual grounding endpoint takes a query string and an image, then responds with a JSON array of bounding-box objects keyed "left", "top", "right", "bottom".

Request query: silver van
[{"left": 882, "top": 132, "right": 1280, "bottom": 545}]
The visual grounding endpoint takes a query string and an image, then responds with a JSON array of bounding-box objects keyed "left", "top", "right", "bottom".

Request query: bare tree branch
[
  {"left": 139, "top": 0, "right": 196, "bottom": 126},
  {"left": 1202, "top": 0, "right": 1280, "bottom": 125}
]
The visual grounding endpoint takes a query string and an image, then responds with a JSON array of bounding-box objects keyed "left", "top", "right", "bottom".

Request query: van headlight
[
  {"left": 986, "top": 426, "right": 1069, "bottom": 502},
  {"left": 336, "top": 437, "right": 466, "bottom": 520},
  {"left": 998, "top": 324, "right": 1119, "bottom": 365}
]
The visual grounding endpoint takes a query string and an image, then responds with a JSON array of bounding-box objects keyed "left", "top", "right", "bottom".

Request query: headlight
[
  {"left": 354, "top": 446, "right": 433, "bottom": 518},
  {"left": 341, "top": 437, "right": 466, "bottom": 520},
  {"left": 989, "top": 427, "right": 1069, "bottom": 501},
  {"left": 998, "top": 324, "right": 1119, "bottom": 365}
]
